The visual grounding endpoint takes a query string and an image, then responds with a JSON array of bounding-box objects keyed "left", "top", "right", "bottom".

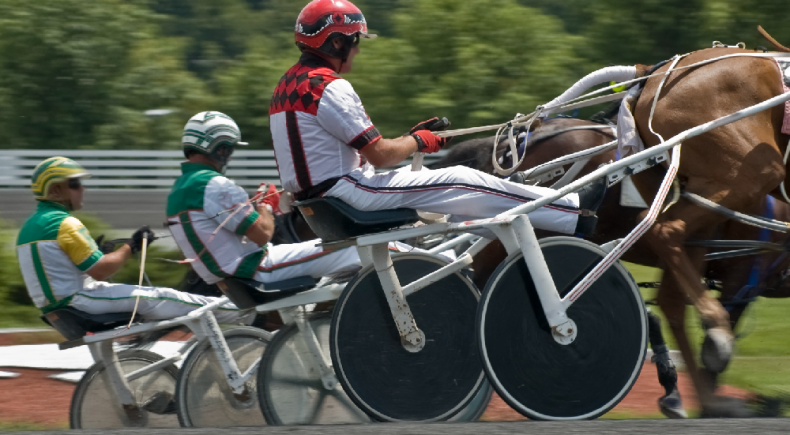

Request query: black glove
[
  {"left": 94, "top": 235, "right": 117, "bottom": 255},
  {"left": 127, "top": 225, "right": 155, "bottom": 254},
  {"left": 409, "top": 117, "right": 451, "bottom": 134}
]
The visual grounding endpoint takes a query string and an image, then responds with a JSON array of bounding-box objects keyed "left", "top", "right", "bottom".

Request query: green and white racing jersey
[
  {"left": 16, "top": 201, "right": 103, "bottom": 312},
  {"left": 167, "top": 162, "right": 265, "bottom": 285}
]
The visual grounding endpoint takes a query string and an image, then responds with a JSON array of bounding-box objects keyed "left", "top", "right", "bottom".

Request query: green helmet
[
  {"left": 30, "top": 157, "right": 91, "bottom": 200},
  {"left": 182, "top": 111, "right": 247, "bottom": 172}
]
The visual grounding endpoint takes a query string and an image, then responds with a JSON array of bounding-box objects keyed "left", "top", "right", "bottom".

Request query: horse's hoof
[
  {"left": 700, "top": 396, "right": 755, "bottom": 418},
  {"left": 701, "top": 327, "right": 734, "bottom": 373},
  {"left": 658, "top": 387, "right": 687, "bottom": 419}
]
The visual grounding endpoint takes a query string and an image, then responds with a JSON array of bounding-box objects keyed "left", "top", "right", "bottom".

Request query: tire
[
  {"left": 70, "top": 349, "right": 179, "bottom": 429},
  {"left": 478, "top": 236, "right": 647, "bottom": 420},
  {"left": 330, "top": 253, "right": 485, "bottom": 422},
  {"left": 449, "top": 381, "right": 493, "bottom": 422},
  {"left": 259, "top": 312, "right": 371, "bottom": 425},
  {"left": 176, "top": 326, "right": 272, "bottom": 427}
]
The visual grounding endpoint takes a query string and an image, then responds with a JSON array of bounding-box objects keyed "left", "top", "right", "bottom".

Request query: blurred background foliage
[
  {"left": 0, "top": 0, "right": 787, "bottom": 151},
  {"left": 1, "top": 0, "right": 790, "bottom": 322}
]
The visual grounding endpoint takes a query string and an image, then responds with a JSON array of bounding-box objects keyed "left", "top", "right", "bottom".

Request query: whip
[{"left": 126, "top": 237, "right": 148, "bottom": 329}]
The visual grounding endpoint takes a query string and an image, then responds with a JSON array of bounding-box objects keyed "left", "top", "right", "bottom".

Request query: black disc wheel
[
  {"left": 478, "top": 237, "right": 647, "bottom": 420},
  {"left": 176, "top": 326, "right": 272, "bottom": 427},
  {"left": 330, "top": 252, "right": 485, "bottom": 422},
  {"left": 70, "top": 349, "right": 179, "bottom": 429},
  {"left": 259, "top": 312, "right": 370, "bottom": 425}
]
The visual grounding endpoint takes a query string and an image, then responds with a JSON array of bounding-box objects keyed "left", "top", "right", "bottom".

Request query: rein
[
  {"left": 428, "top": 124, "right": 617, "bottom": 170},
  {"left": 429, "top": 51, "right": 790, "bottom": 176}
]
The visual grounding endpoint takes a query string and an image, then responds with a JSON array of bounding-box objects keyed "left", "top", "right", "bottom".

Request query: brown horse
[
  {"left": 433, "top": 116, "right": 790, "bottom": 416},
  {"left": 629, "top": 46, "right": 789, "bottom": 414}
]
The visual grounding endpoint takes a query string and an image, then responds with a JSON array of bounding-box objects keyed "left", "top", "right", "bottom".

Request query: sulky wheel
[
  {"left": 330, "top": 252, "right": 485, "bottom": 422},
  {"left": 478, "top": 236, "right": 647, "bottom": 420},
  {"left": 70, "top": 349, "right": 180, "bottom": 429},
  {"left": 175, "top": 326, "right": 272, "bottom": 427},
  {"left": 258, "top": 312, "right": 370, "bottom": 425},
  {"left": 259, "top": 311, "right": 493, "bottom": 425},
  {"left": 450, "top": 379, "right": 493, "bottom": 422}
]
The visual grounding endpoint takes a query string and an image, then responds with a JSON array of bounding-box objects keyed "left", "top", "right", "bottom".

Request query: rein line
[
  {"left": 436, "top": 52, "right": 790, "bottom": 140},
  {"left": 429, "top": 124, "right": 616, "bottom": 170}
]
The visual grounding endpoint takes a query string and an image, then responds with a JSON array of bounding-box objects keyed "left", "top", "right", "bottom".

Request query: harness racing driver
[
  {"left": 16, "top": 157, "right": 251, "bottom": 323},
  {"left": 270, "top": 0, "right": 606, "bottom": 236},
  {"left": 167, "top": 111, "right": 412, "bottom": 292}
]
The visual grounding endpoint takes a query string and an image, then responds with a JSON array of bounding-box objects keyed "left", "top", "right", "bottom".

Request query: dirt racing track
[{"left": 10, "top": 419, "right": 790, "bottom": 435}]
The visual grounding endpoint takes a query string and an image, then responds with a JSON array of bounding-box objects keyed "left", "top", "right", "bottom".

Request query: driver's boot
[{"left": 573, "top": 177, "right": 607, "bottom": 237}]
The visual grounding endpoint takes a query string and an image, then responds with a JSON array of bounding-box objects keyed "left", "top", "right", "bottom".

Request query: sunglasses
[
  {"left": 67, "top": 178, "right": 83, "bottom": 190},
  {"left": 351, "top": 33, "right": 360, "bottom": 48}
]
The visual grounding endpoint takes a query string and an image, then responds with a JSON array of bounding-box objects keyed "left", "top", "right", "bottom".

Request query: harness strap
[
  {"left": 780, "top": 138, "right": 790, "bottom": 203},
  {"left": 294, "top": 177, "right": 341, "bottom": 201}
]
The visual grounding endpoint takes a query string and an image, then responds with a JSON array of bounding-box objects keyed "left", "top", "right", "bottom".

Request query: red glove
[
  {"left": 255, "top": 183, "right": 281, "bottom": 215},
  {"left": 412, "top": 129, "right": 450, "bottom": 154}
]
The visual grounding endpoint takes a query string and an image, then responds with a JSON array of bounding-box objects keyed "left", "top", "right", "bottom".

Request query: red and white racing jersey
[{"left": 270, "top": 53, "right": 381, "bottom": 196}]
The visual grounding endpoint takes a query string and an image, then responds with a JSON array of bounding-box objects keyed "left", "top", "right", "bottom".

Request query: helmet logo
[{"left": 331, "top": 12, "right": 345, "bottom": 25}]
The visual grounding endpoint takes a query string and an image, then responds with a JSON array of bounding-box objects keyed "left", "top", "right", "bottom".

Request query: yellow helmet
[{"left": 30, "top": 157, "right": 90, "bottom": 200}]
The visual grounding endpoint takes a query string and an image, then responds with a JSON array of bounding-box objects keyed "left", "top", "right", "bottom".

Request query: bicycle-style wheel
[
  {"left": 70, "top": 349, "right": 179, "bottom": 429},
  {"left": 176, "top": 326, "right": 272, "bottom": 427},
  {"left": 331, "top": 253, "right": 485, "bottom": 422},
  {"left": 450, "top": 381, "right": 493, "bottom": 422},
  {"left": 259, "top": 312, "right": 494, "bottom": 425},
  {"left": 259, "top": 312, "right": 370, "bottom": 425},
  {"left": 478, "top": 237, "right": 647, "bottom": 420}
]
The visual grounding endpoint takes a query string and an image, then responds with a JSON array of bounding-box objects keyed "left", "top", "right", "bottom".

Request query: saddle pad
[
  {"left": 620, "top": 176, "right": 648, "bottom": 208},
  {"left": 775, "top": 58, "right": 790, "bottom": 136},
  {"left": 616, "top": 85, "right": 645, "bottom": 158}
]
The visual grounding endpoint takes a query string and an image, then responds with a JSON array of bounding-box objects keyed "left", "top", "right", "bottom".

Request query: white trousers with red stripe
[{"left": 324, "top": 165, "right": 580, "bottom": 235}]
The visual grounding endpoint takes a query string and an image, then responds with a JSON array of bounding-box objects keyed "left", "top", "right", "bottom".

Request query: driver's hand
[{"left": 127, "top": 225, "right": 155, "bottom": 254}]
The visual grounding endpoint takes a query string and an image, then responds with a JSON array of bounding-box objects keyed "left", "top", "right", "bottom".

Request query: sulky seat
[
  {"left": 42, "top": 308, "right": 134, "bottom": 341},
  {"left": 217, "top": 276, "right": 318, "bottom": 310},
  {"left": 295, "top": 197, "right": 419, "bottom": 242}
]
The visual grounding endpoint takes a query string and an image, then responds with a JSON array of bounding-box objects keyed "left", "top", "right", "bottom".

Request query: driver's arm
[
  {"left": 86, "top": 245, "right": 132, "bottom": 281},
  {"left": 56, "top": 216, "right": 129, "bottom": 281},
  {"left": 204, "top": 176, "right": 275, "bottom": 248},
  {"left": 359, "top": 136, "right": 419, "bottom": 169},
  {"left": 244, "top": 205, "right": 275, "bottom": 247}
]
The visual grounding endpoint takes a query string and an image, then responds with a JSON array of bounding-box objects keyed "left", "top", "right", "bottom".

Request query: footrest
[
  {"left": 42, "top": 308, "right": 133, "bottom": 341},
  {"left": 296, "top": 197, "right": 419, "bottom": 242},
  {"left": 217, "top": 276, "right": 318, "bottom": 310}
]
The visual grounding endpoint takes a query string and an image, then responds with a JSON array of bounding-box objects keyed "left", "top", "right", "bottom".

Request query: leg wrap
[{"left": 647, "top": 311, "right": 678, "bottom": 395}]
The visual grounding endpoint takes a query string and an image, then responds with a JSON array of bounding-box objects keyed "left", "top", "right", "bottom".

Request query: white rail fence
[{"left": 0, "top": 149, "right": 449, "bottom": 189}]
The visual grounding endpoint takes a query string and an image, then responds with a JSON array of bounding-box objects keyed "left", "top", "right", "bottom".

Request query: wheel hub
[{"left": 551, "top": 319, "right": 577, "bottom": 345}]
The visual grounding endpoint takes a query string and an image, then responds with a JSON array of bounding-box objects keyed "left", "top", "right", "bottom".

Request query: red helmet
[{"left": 295, "top": 0, "right": 376, "bottom": 52}]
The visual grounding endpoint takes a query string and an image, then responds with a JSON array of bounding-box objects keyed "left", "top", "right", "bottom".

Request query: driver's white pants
[
  {"left": 70, "top": 281, "right": 251, "bottom": 324},
  {"left": 255, "top": 240, "right": 417, "bottom": 283},
  {"left": 324, "top": 166, "right": 580, "bottom": 235}
]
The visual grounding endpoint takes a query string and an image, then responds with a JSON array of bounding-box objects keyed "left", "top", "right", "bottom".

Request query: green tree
[
  {"left": 93, "top": 38, "right": 213, "bottom": 150},
  {"left": 151, "top": 0, "right": 269, "bottom": 84},
  {"left": 0, "top": 0, "right": 154, "bottom": 149},
  {"left": 351, "top": 0, "right": 584, "bottom": 136},
  {"left": 215, "top": 34, "right": 296, "bottom": 148}
]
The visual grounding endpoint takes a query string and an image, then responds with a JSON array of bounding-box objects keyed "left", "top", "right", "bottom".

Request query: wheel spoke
[
  {"left": 270, "top": 374, "right": 322, "bottom": 389},
  {"left": 329, "top": 389, "right": 368, "bottom": 419},
  {"left": 308, "top": 391, "right": 329, "bottom": 424}
]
